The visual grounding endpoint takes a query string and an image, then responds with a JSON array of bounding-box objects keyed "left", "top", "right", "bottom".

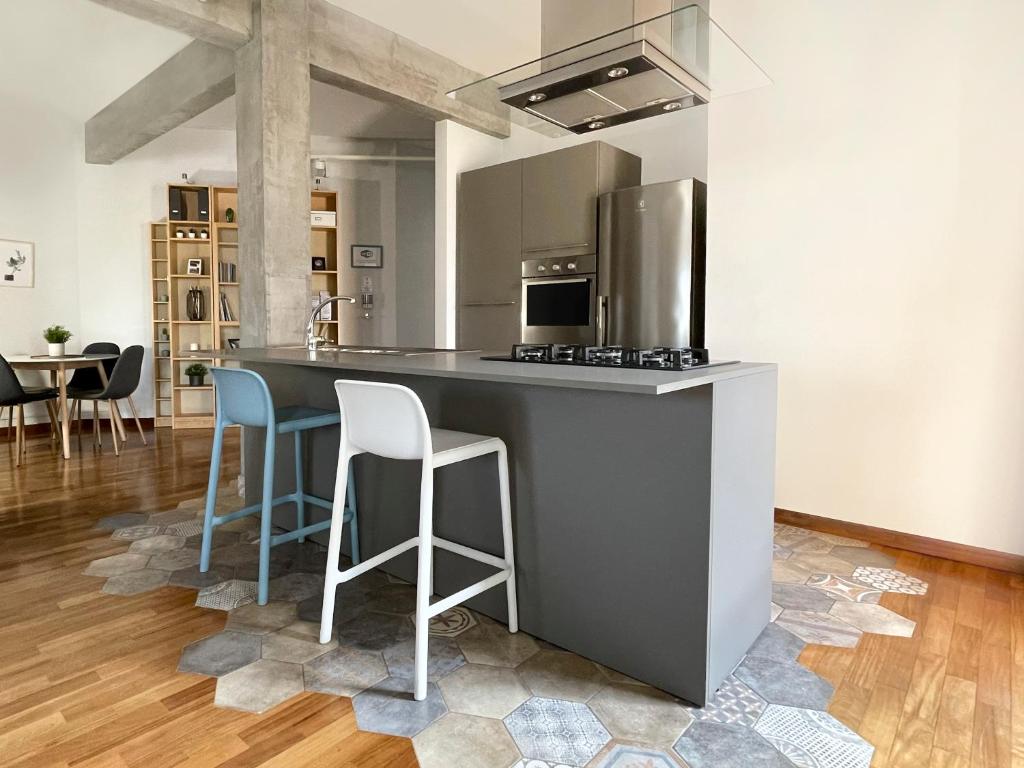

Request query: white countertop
[{"left": 209, "top": 347, "right": 776, "bottom": 395}]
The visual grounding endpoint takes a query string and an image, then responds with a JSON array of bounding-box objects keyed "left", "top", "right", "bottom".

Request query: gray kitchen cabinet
[{"left": 522, "top": 142, "right": 641, "bottom": 259}]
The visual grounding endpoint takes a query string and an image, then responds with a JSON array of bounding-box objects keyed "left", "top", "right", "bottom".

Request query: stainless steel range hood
[{"left": 448, "top": 2, "right": 769, "bottom": 136}]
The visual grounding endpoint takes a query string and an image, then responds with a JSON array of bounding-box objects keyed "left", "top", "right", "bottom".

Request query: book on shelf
[
  {"left": 219, "top": 292, "right": 235, "bottom": 322},
  {"left": 218, "top": 262, "right": 238, "bottom": 282}
]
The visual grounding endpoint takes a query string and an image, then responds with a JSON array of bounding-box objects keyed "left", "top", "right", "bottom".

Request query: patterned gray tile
[
  {"left": 754, "top": 704, "right": 874, "bottom": 768},
  {"left": 84, "top": 553, "right": 150, "bottom": 577},
  {"left": 352, "top": 675, "right": 448, "bottom": 737},
  {"left": 509, "top": 761, "right": 572, "bottom": 768},
  {"left": 504, "top": 696, "right": 611, "bottom": 766},
  {"left": 94, "top": 513, "right": 148, "bottom": 530},
  {"left": 589, "top": 682, "right": 694, "bottom": 747},
  {"left": 413, "top": 713, "right": 521, "bottom": 768},
  {"left": 852, "top": 567, "right": 928, "bottom": 595},
  {"left": 805, "top": 574, "right": 882, "bottom": 604},
  {"left": 776, "top": 609, "right": 863, "bottom": 648},
  {"left": 733, "top": 655, "right": 833, "bottom": 711},
  {"left": 438, "top": 663, "right": 531, "bottom": 719},
  {"left": 686, "top": 674, "right": 766, "bottom": 727},
  {"left": 196, "top": 579, "right": 258, "bottom": 611},
  {"left": 165, "top": 519, "right": 205, "bottom": 538},
  {"left": 518, "top": 650, "right": 607, "bottom": 703},
  {"left": 128, "top": 535, "right": 186, "bottom": 554},
  {"left": 337, "top": 610, "right": 414, "bottom": 652},
  {"left": 102, "top": 568, "right": 170, "bottom": 596},
  {"left": 591, "top": 744, "right": 686, "bottom": 768},
  {"left": 828, "top": 602, "right": 916, "bottom": 637},
  {"left": 267, "top": 572, "right": 323, "bottom": 603},
  {"left": 146, "top": 510, "right": 199, "bottom": 527},
  {"left": 167, "top": 565, "right": 235, "bottom": 589},
  {"left": 224, "top": 600, "right": 297, "bottom": 634},
  {"left": 673, "top": 719, "right": 790, "bottom": 768},
  {"left": 148, "top": 547, "right": 202, "bottom": 572},
  {"left": 178, "top": 631, "right": 261, "bottom": 677},
  {"left": 214, "top": 659, "right": 304, "bottom": 714},
  {"left": 409, "top": 605, "right": 478, "bottom": 637},
  {"left": 304, "top": 646, "right": 389, "bottom": 696},
  {"left": 456, "top": 616, "right": 539, "bottom": 668},
  {"left": 383, "top": 636, "right": 466, "bottom": 681},
  {"left": 772, "top": 583, "right": 835, "bottom": 612},
  {"left": 111, "top": 525, "right": 163, "bottom": 541},
  {"left": 746, "top": 622, "right": 806, "bottom": 663},
  {"left": 830, "top": 546, "right": 896, "bottom": 569}
]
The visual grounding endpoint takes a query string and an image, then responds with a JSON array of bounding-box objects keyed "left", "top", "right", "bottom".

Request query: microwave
[{"left": 520, "top": 254, "right": 598, "bottom": 345}]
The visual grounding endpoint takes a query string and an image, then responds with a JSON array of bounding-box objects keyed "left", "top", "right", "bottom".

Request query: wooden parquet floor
[{"left": 0, "top": 428, "right": 418, "bottom": 768}]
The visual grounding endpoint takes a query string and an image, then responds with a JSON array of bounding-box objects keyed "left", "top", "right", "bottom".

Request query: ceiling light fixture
[
  {"left": 607, "top": 67, "right": 629, "bottom": 78},
  {"left": 527, "top": 92, "right": 547, "bottom": 103}
]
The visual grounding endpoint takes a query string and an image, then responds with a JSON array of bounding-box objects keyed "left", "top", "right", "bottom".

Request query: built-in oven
[{"left": 521, "top": 254, "right": 598, "bottom": 345}]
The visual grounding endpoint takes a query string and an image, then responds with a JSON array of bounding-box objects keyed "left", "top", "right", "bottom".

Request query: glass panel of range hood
[{"left": 447, "top": 3, "right": 770, "bottom": 136}]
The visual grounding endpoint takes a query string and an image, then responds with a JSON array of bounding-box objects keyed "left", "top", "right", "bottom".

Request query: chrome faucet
[{"left": 306, "top": 295, "right": 356, "bottom": 350}]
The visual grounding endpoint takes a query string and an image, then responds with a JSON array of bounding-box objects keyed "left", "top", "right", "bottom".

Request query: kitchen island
[{"left": 215, "top": 347, "right": 777, "bottom": 706}]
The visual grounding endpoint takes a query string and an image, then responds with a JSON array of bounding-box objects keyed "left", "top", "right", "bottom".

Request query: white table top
[{"left": 7, "top": 353, "right": 118, "bottom": 365}]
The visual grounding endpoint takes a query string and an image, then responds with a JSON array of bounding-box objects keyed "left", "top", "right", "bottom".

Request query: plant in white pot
[
  {"left": 185, "top": 362, "right": 209, "bottom": 387},
  {"left": 43, "top": 325, "right": 73, "bottom": 357}
]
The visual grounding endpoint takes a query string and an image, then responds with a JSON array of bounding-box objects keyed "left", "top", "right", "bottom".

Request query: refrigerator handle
[{"left": 596, "top": 295, "right": 608, "bottom": 346}]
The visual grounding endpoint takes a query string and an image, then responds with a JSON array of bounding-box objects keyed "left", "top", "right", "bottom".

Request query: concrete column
[{"left": 236, "top": 0, "right": 311, "bottom": 347}]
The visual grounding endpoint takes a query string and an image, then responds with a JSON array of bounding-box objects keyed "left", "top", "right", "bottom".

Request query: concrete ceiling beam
[{"left": 86, "top": 0, "right": 253, "bottom": 50}]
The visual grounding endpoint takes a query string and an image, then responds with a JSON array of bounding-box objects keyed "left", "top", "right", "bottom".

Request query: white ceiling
[{"left": 0, "top": 0, "right": 190, "bottom": 120}]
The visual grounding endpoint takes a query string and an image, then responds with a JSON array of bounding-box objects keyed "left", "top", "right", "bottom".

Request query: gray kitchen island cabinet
[{"left": 217, "top": 347, "right": 776, "bottom": 706}]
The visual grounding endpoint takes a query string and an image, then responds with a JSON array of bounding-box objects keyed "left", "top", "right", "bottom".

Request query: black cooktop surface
[{"left": 482, "top": 344, "right": 737, "bottom": 371}]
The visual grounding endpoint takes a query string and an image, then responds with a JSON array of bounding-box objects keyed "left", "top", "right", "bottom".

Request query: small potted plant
[
  {"left": 43, "top": 325, "right": 73, "bottom": 357},
  {"left": 185, "top": 362, "right": 209, "bottom": 387}
]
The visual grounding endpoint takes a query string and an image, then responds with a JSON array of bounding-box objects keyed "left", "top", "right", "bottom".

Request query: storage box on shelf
[{"left": 150, "top": 185, "right": 341, "bottom": 428}]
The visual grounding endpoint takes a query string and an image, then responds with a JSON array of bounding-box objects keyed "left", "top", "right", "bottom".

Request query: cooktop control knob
[
  {"left": 537, "top": 265, "right": 546, "bottom": 272},
  {"left": 567, "top": 262, "right": 577, "bottom": 270},
  {"left": 551, "top": 264, "right": 561, "bottom": 271}
]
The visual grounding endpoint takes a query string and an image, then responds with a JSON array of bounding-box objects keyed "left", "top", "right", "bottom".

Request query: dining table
[{"left": 7, "top": 353, "right": 119, "bottom": 460}]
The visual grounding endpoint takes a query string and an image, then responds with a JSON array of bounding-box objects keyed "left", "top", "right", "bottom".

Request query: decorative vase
[
  {"left": 188, "top": 374, "right": 205, "bottom": 387},
  {"left": 186, "top": 286, "right": 206, "bottom": 321},
  {"left": 47, "top": 342, "right": 65, "bottom": 357},
  {"left": 225, "top": 208, "right": 235, "bottom": 223}
]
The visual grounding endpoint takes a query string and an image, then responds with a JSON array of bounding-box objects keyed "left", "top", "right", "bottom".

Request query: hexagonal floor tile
[
  {"left": 183, "top": 530, "right": 240, "bottom": 550},
  {"left": 771, "top": 583, "right": 835, "bottom": 612},
  {"left": 831, "top": 546, "right": 896, "bottom": 569},
  {"left": 517, "top": 650, "right": 607, "bottom": 703},
  {"left": 207, "top": 542, "right": 261, "bottom": 568},
  {"left": 786, "top": 536, "right": 833, "bottom": 554},
  {"left": 753, "top": 704, "right": 874, "bottom": 768},
  {"left": 147, "top": 510, "right": 198, "bottom": 526},
  {"left": 805, "top": 573, "right": 882, "bottom": 604},
  {"left": 262, "top": 626, "right": 336, "bottom": 664},
  {"left": 383, "top": 637, "right": 466, "bottom": 681},
  {"left": 438, "top": 663, "right": 531, "bottom": 719},
  {"left": 504, "top": 696, "right": 610, "bottom": 767},
  {"left": 84, "top": 552, "right": 150, "bottom": 577},
  {"left": 769, "top": 602, "right": 783, "bottom": 622},
  {"left": 828, "top": 602, "right": 916, "bottom": 637},
  {"left": 178, "top": 630, "right": 261, "bottom": 677},
  {"left": 746, "top": 623, "right": 806, "bottom": 663},
  {"left": 214, "top": 659, "right": 304, "bottom": 713},
  {"left": 336, "top": 610, "right": 414, "bottom": 652},
  {"left": 590, "top": 743, "right": 686, "bottom": 768},
  {"left": 165, "top": 519, "right": 205, "bottom": 538},
  {"left": 352, "top": 675, "right": 448, "bottom": 737},
  {"left": 196, "top": 579, "right": 258, "bottom": 611},
  {"left": 733, "top": 655, "right": 833, "bottom": 711},
  {"left": 687, "top": 674, "right": 766, "bottom": 728},
  {"left": 673, "top": 720, "right": 790, "bottom": 768},
  {"left": 304, "top": 645, "right": 389, "bottom": 697},
  {"left": 456, "top": 618, "right": 539, "bottom": 668},
  {"left": 224, "top": 600, "right": 297, "bottom": 634},
  {"left": 148, "top": 548, "right": 201, "bottom": 572},
  {"left": 111, "top": 525, "right": 163, "bottom": 541},
  {"left": 787, "top": 553, "right": 858, "bottom": 577},
  {"left": 94, "top": 513, "right": 148, "bottom": 530},
  {"left": 168, "top": 565, "right": 235, "bottom": 590},
  {"left": 267, "top": 572, "right": 323, "bottom": 603},
  {"left": 771, "top": 560, "right": 814, "bottom": 585},
  {"left": 128, "top": 535, "right": 186, "bottom": 554},
  {"left": 365, "top": 584, "right": 418, "bottom": 616},
  {"left": 102, "top": 568, "right": 170, "bottom": 596},
  {"left": 852, "top": 566, "right": 928, "bottom": 595},
  {"left": 413, "top": 713, "right": 521, "bottom": 768},
  {"left": 775, "top": 609, "right": 863, "bottom": 648},
  {"left": 589, "top": 683, "right": 694, "bottom": 747},
  {"left": 410, "top": 606, "right": 478, "bottom": 637}
]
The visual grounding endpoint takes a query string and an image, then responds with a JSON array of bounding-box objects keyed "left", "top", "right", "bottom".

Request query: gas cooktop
[{"left": 481, "top": 344, "right": 737, "bottom": 371}]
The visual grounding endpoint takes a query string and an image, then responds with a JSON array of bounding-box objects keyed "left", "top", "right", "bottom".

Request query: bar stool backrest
[
  {"left": 211, "top": 368, "right": 274, "bottom": 428},
  {"left": 334, "top": 379, "right": 432, "bottom": 461}
]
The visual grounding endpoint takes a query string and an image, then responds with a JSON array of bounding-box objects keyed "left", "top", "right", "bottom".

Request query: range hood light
[
  {"left": 662, "top": 101, "right": 683, "bottom": 111},
  {"left": 527, "top": 92, "right": 547, "bottom": 103},
  {"left": 607, "top": 66, "right": 629, "bottom": 78},
  {"left": 646, "top": 97, "right": 669, "bottom": 106},
  {"left": 587, "top": 120, "right": 606, "bottom": 130}
]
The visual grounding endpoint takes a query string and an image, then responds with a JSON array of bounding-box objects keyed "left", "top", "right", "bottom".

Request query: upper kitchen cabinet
[
  {"left": 458, "top": 159, "right": 523, "bottom": 304},
  {"left": 521, "top": 142, "right": 641, "bottom": 258}
]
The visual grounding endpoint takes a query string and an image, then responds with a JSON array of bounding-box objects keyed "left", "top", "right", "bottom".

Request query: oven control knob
[
  {"left": 536, "top": 265, "right": 546, "bottom": 272},
  {"left": 551, "top": 264, "right": 561, "bottom": 271},
  {"left": 567, "top": 262, "right": 577, "bottom": 270}
]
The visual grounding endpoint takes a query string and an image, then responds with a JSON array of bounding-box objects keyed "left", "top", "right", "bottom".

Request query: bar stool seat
[
  {"left": 320, "top": 379, "right": 517, "bottom": 701},
  {"left": 200, "top": 368, "right": 360, "bottom": 605}
]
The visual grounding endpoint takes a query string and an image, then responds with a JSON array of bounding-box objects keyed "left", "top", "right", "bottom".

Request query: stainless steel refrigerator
[{"left": 598, "top": 178, "right": 707, "bottom": 349}]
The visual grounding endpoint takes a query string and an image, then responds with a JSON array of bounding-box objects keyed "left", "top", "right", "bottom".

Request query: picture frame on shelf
[
  {"left": 311, "top": 256, "right": 327, "bottom": 271},
  {"left": 186, "top": 258, "right": 203, "bottom": 276},
  {"left": 351, "top": 244, "right": 383, "bottom": 269},
  {"left": 227, "top": 338, "right": 241, "bottom": 349},
  {"left": 1, "top": 239, "right": 34, "bottom": 288}
]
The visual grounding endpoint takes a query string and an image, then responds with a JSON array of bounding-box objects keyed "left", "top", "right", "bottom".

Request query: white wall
[{"left": 708, "top": 0, "right": 1024, "bottom": 555}]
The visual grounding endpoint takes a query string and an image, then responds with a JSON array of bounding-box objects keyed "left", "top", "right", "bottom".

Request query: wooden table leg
[
  {"left": 57, "top": 367, "right": 70, "bottom": 460},
  {"left": 94, "top": 362, "right": 126, "bottom": 443}
]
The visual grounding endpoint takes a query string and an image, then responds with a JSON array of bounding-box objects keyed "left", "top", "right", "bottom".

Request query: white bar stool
[{"left": 319, "top": 379, "right": 518, "bottom": 701}]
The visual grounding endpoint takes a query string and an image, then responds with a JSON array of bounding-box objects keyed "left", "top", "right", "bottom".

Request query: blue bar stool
[{"left": 200, "top": 367, "right": 359, "bottom": 605}]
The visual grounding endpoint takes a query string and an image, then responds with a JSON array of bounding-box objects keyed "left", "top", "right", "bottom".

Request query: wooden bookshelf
[{"left": 150, "top": 185, "right": 340, "bottom": 429}]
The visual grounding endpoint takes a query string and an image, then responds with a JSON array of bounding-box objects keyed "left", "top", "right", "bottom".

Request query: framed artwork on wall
[
  {"left": 351, "top": 244, "right": 383, "bottom": 268},
  {"left": 1, "top": 239, "right": 34, "bottom": 287}
]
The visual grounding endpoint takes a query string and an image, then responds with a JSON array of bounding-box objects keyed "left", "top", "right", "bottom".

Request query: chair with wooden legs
[
  {"left": 73, "top": 346, "right": 146, "bottom": 455},
  {"left": 66, "top": 342, "right": 125, "bottom": 441},
  {"left": 0, "top": 354, "right": 60, "bottom": 467}
]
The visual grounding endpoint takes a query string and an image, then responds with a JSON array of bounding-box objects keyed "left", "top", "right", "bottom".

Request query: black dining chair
[
  {"left": 67, "top": 342, "right": 120, "bottom": 436},
  {"left": 0, "top": 354, "right": 60, "bottom": 467},
  {"left": 75, "top": 345, "right": 147, "bottom": 455}
]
